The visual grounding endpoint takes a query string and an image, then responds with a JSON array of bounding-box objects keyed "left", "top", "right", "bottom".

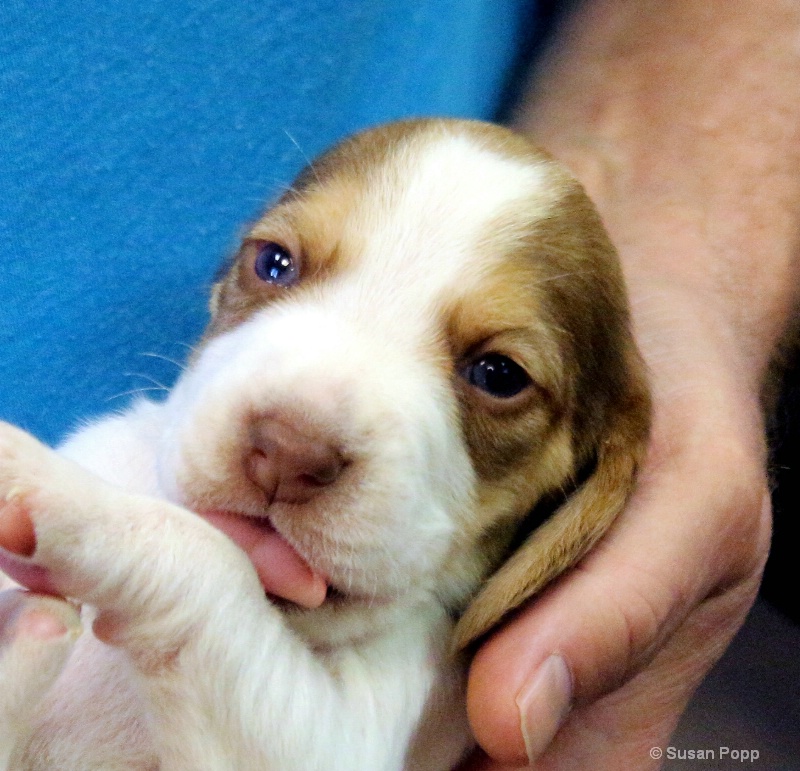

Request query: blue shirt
[{"left": 0, "top": 0, "right": 540, "bottom": 443}]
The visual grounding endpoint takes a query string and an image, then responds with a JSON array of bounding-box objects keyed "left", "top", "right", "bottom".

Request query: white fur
[{"left": 0, "top": 127, "right": 556, "bottom": 770}]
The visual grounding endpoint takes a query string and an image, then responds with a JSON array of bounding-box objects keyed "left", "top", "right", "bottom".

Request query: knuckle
[{"left": 599, "top": 571, "right": 681, "bottom": 692}]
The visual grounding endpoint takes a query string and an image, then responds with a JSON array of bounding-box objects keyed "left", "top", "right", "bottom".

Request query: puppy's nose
[{"left": 247, "top": 416, "right": 346, "bottom": 504}]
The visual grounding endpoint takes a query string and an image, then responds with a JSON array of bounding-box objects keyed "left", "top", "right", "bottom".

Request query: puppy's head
[{"left": 158, "top": 119, "right": 650, "bottom": 648}]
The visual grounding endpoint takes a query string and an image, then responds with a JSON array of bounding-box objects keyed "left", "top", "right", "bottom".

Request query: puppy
[{"left": 0, "top": 119, "right": 650, "bottom": 770}]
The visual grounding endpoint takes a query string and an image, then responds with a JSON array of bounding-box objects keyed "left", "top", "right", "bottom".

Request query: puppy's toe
[
  {"left": 0, "top": 591, "right": 81, "bottom": 643},
  {"left": 0, "top": 421, "right": 50, "bottom": 487},
  {"left": 0, "top": 590, "right": 81, "bottom": 742},
  {"left": 0, "top": 587, "right": 81, "bottom": 664},
  {"left": 0, "top": 424, "right": 56, "bottom": 562}
]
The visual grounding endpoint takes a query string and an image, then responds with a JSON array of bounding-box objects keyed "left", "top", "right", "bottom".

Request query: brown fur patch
[{"left": 448, "top": 177, "right": 651, "bottom": 647}]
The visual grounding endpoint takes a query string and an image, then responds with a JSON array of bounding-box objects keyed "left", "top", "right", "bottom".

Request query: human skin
[{"left": 463, "top": 0, "right": 800, "bottom": 768}]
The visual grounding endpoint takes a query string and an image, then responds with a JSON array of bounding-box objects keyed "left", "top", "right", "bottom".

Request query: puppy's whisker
[
  {"left": 105, "top": 386, "right": 169, "bottom": 403},
  {"left": 122, "top": 372, "right": 170, "bottom": 391},
  {"left": 283, "top": 129, "right": 323, "bottom": 187},
  {"left": 173, "top": 341, "right": 202, "bottom": 358},
  {"left": 138, "top": 352, "right": 187, "bottom": 372}
]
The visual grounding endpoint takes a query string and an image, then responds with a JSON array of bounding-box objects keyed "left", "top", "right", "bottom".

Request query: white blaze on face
[{"left": 324, "top": 135, "right": 555, "bottom": 344}]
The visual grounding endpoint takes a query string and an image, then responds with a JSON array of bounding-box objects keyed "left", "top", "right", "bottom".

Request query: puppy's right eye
[
  {"left": 253, "top": 241, "right": 299, "bottom": 286},
  {"left": 467, "top": 354, "right": 532, "bottom": 399}
]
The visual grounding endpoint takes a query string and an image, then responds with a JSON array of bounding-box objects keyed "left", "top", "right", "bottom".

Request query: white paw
[{"left": 0, "top": 422, "right": 260, "bottom": 667}]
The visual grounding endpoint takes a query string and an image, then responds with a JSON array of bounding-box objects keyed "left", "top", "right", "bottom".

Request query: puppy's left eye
[
  {"left": 467, "top": 354, "right": 531, "bottom": 399},
  {"left": 254, "top": 241, "right": 299, "bottom": 286}
]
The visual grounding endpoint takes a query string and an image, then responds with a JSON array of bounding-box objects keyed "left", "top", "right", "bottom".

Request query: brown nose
[{"left": 247, "top": 415, "right": 346, "bottom": 504}]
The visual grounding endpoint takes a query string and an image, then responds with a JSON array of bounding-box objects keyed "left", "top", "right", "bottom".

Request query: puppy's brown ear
[{"left": 452, "top": 348, "right": 650, "bottom": 652}]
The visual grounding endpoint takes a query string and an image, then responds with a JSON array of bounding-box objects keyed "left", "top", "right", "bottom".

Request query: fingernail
[{"left": 515, "top": 654, "right": 573, "bottom": 764}]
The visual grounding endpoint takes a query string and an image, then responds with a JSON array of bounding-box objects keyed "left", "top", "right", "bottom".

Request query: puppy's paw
[
  {"left": 0, "top": 422, "right": 260, "bottom": 657},
  {"left": 0, "top": 590, "right": 81, "bottom": 763}
]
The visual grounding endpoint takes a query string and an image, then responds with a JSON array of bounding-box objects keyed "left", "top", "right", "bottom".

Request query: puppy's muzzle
[{"left": 247, "top": 413, "right": 348, "bottom": 505}]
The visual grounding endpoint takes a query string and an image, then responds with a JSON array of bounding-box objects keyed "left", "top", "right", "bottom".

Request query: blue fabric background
[{"left": 0, "top": 0, "right": 538, "bottom": 445}]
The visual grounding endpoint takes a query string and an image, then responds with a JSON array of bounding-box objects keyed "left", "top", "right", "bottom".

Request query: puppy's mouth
[{"left": 200, "top": 509, "right": 329, "bottom": 609}]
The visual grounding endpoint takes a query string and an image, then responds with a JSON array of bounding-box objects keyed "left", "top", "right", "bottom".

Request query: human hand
[{"left": 461, "top": 278, "right": 771, "bottom": 769}]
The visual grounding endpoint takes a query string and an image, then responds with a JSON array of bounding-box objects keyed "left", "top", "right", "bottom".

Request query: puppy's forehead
[
  {"left": 267, "top": 125, "right": 566, "bottom": 306},
  {"left": 362, "top": 133, "right": 550, "bottom": 243}
]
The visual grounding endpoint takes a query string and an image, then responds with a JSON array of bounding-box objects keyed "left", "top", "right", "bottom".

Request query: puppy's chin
[
  {"left": 282, "top": 584, "right": 441, "bottom": 652},
  {"left": 195, "top": 505, "right": 434, "bottom": 650},
  {"left": 196, "top": 507, "right": 422, "bottom": 616}
]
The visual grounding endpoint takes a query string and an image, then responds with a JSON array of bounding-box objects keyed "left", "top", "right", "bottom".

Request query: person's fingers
[
  {"left": 529, "top": 558, "right": 764, "bottom": 770},
  {"left": 466, "top": 416, "right": 770, "bottom": 767}
]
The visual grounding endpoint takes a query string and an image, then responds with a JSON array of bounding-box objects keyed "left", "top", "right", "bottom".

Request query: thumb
[{"left": 465, "top": 439, "right": 769, "bottom": 768}]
